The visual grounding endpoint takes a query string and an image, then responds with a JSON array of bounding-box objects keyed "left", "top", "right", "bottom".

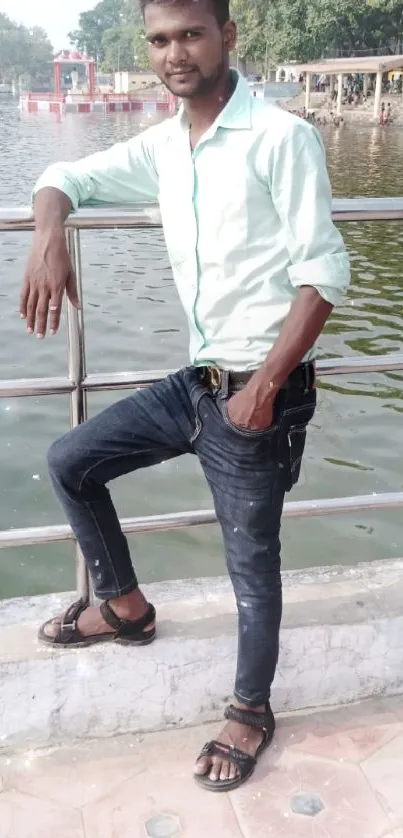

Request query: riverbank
[{"left": 281, "top": 90, "right": 403, "bottom": 125}]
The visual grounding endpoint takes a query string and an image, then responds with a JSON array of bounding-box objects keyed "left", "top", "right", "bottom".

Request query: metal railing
[{"left": 1, "top": 197, "right": 403, "bottom": 601}]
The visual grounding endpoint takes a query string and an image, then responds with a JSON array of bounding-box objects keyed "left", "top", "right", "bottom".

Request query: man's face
[{"left": 144, "top": 0, "right": 236, "bottom": 99}]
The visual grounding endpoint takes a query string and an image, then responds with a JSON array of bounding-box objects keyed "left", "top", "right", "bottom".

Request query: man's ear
[{"left": 223, "top": 20, "right": 237, "bottom": 52}]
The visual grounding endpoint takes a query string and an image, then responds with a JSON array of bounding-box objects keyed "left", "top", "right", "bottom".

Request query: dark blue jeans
[{"left": 47, "top": 366, "right": 316, "bottom": 707}]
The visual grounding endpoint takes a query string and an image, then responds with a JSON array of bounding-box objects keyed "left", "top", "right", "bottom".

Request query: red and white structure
[{"left": 20, "top": 49, "right": 176, "bottom": 116}]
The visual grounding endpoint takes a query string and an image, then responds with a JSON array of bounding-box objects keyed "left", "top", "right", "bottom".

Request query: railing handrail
[
  {"left": 2, "top": 197, "right": 403, "bottom": 232},
  {"left": 1, "top": 199, "right": 403, "bottom": 601},
  {"left": 1, "top": 353, "right": 403, "bottom": 400}
]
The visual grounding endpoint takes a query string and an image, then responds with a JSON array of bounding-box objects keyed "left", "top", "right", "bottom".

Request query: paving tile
[
  {"left": 362, "top": 733, "right": 403, "bottom": 821},
  {"left": 274, "top": 702, "right": 401, "bottom": 764},
  {"left": 6, "top": 750, "right": 145, "bottom": 809},
  {"left": 82, "top": 771, "right": 242, "bottom": 838},
  {"left": 0, "top": 789, "right": 83, "bottom": 838},
  {"left": 391, "top": 703, "right": 403, "bottom": 723},
  {"left": 229, "top": 749, "right": 391, "bottom": 838},
  {"left": 2, "top": 699, "right": 403, "bottom": 838}
]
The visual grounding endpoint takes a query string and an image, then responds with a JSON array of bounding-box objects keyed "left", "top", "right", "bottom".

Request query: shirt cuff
[
  {"left": 288, "top": 251, "right": 350, "bottom": 307},
  {"left": 32, "top": 169, "right": 83, "bottom": 212}
]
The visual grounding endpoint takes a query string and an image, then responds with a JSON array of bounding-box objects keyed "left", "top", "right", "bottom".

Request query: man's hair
[{"left": 139, "top": 0, "right": 230, "bottom": 27}]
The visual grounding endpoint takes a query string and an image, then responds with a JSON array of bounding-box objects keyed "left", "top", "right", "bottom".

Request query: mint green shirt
[{"left": 34, "top": 71, "right": 350, "bottom": 371}]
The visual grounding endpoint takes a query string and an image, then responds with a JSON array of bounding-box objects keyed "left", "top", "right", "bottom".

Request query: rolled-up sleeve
[
  {"left": 270, "top": 120, "right": 350, "bottom": 306},
  {"left": 32, "top": 128, "right": 160, "bottom": 210}
]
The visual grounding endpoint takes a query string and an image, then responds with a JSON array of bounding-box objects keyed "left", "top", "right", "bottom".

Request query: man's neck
[{"left": 183, "top": 71, "right": 235, "bottom": 135}]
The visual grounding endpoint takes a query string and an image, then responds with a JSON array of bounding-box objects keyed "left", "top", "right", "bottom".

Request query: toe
[
  {"left": 229, "top": 762, "right": 238, "bottom": 781},
  {"left": 209, "top": 757, "right": 222, "bottom": 783},
  {"left": 220, "top": 761, "right": 231, "bottom": 782},
  {"left": 43, "top": 617, "right": 61, "bottom": 639},
  {"left": 194, "top": 757, "right": 210, "bottom": 776}
]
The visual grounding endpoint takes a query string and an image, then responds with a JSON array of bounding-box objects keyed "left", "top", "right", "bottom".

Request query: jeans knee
[{"left": 47, "top": 432, "right": 80, "bottom": 489}]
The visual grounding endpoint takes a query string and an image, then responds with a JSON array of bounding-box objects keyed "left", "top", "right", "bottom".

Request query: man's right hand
[{"left": 19, "top": 228, "right": 80, "bottom": 339}]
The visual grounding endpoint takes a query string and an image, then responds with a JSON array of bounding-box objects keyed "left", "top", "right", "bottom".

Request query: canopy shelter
[
  {"left": 53, "top": 50, "right": 96, "bottom": 98},
  {"left": 298, "top": 56, "right": 403, "bottom": 118}
]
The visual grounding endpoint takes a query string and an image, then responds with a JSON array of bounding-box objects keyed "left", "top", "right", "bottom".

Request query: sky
[{"left": 1, "top": 0, "right": 91, "bottom": 51}]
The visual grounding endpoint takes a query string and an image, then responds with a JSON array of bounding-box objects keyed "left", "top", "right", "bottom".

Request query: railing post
[{"left": 66, "top": 228, "right": 90, "bottom": 601}]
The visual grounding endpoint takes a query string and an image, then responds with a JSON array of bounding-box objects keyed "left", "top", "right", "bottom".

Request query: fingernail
[
  {"left": 20, "top": 313, "right": 25, "bottom": 319},
  {"left": 36, "top": 333, "right": 44, "bottom": 340},
  {"left": 27, "top": 328, "right": 33, "bottom": 334},
  {"left": 50, "top": 329, "right": 56, "bottom": 336}
]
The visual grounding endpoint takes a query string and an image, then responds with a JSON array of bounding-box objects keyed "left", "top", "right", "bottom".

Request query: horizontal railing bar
[
  {"left": 1, "top": 197, "right": 403, "bottom": 231},
  {"left": 316, "top": 354, "right": 403, "bottom": 376},
  {"left": 2, "top": 354, "right": 403, "bottom": 399},
  {"left": 0, "top": 376, "right": 74, "bottom": 398},
  {"left": 81, "top": 354, "right": 403, "bottom": 392},
  {"left": 1, "top": 491, "right": 403, "bottom": 549}
]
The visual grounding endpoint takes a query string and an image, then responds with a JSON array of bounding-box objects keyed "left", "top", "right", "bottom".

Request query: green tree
[
  {"left": 68, "top": 0, "right": 128, "bottom": 62},
  {"left": 132, "top": 27, "right": 149, "bottom": 70},
  {"left": 102, "top": 25, "right": 137, "bottom": 71},
  {"left": 0, "top": 14, "right": 53, "bottom": 83},
  {"left": 101, "top": 21, "right": 149, "bottom": 72},
  {"left": 254, "top": 0, "right": 403, "bottom": 64}
]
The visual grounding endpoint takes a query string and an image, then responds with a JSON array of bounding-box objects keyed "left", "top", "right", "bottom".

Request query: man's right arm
[{"left": 20, "top": 131, "right": 160, "bottom": 338}]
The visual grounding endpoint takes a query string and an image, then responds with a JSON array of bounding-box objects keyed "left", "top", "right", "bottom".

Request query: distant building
[{"left": 114, "top": 71, "right": 160, "bottom": 94}]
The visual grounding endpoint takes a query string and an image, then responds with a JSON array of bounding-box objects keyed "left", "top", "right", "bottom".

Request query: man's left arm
[{"left": 228, "top": 121, "right": 350, "bottom": 430}]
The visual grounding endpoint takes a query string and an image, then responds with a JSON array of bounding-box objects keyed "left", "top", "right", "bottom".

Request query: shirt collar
[{"left": 176, "top": 69, "right": 252, "bottom": 134}]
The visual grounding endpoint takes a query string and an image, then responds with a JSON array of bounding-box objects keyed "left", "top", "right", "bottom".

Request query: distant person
[
  {"left": 379, "top": 102, "right": 386, "bottom": 125},
  {"left": 19, "top": 0, "right": 350, "bottom": 794},
  {"left": 387, "top": 102, "right": 392, "bottom": 123}
]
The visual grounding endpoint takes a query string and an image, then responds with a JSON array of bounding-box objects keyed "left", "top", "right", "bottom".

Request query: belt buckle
[{"left": 208, "top": 366, "right": 222, "bottom": 388}]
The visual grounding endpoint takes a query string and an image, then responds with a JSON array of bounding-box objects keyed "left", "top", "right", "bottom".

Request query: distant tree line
[
  {"left": 3, "top": 0, "right": 401, "bottom": 84},
  {"left": 68, "top": 0, "right": 148, "bottom": 72},
  {"left": 232, "top": 0, "right": 403, "bottom": 71},
  {"left": 0, "top": 13, "right": 53, "bottom": 84}
]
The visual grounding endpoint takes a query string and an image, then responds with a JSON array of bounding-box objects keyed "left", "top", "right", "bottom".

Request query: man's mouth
[{"left": 168, "top": 69, "right": 196, "bottom": 77}]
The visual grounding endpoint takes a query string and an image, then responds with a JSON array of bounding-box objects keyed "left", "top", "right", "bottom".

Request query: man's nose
[{"left": 167, "top": 39, "right": 188, "bottom": 65}]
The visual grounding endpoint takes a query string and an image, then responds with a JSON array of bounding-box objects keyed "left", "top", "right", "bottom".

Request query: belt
[{"left": 203, "top": 362, "right": 316, "bottom": 391}]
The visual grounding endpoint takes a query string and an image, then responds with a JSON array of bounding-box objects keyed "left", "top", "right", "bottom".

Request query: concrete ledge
[{"left": 1, "top": 559, "right": 403, "bottom": 751}]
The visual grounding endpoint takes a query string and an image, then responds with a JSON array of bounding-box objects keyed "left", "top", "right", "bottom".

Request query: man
[{"left": 20, "top": 0, "right": 350, "bottom": 792}]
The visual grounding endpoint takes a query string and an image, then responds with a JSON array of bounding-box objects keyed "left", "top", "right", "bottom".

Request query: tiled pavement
[{"left": 1, "top": 696, "right": 403, "bottom": 837}]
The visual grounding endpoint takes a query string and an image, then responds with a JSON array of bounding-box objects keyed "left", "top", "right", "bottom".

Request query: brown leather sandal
[
  {"left": 38, "top": 597, "right": 156, "bottom": 648},
  {"left": 194, "top": 702, "right": 275, "bottom": 792}
]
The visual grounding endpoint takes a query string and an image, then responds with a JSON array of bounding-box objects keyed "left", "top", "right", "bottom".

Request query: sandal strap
[
  {"left": 57, "top": 598, "right": 90, "bottom": 644},
  {"left": 224, "top": 702, "right": 274, "bottom": 733},
  {"left": 100, "top": 601, "right": 155, "bottom": 634},
  {"left": 198, "top": 740, "right": 256, "bottom": 774}
]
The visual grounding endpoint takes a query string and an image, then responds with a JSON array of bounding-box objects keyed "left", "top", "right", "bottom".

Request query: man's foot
[
  {"left": 42, "top": 588, "right": 155, "bottom": 640},
  {"left": 194, "top": 702, "right": 271, "bottom": 784}
]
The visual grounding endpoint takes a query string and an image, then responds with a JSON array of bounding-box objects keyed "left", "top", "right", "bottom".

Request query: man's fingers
[
  {"left": 26, "top": 288, "right": 39, "bottom": 334},
  {"left": 49, "top": 291, "right": 64, "bottom": 335},
  {"left": 66, "top": 271, "right": 80, "bottom": 309},
  {"left": 19, "top": 277, "right": 30, "bottom": 319},
  {"left": 35, "top": 291, "right": 51, "bottom": 338}
]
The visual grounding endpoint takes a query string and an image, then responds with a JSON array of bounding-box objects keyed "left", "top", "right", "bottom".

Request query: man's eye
[
  {"left": 185, "top": 31, "right": 200, "bottom": 39},
  {"left": 150, "top": 37, "right": 166, "bottom": 46}
]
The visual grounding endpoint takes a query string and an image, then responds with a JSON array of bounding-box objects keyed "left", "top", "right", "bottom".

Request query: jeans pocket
[
  {"left": 190, "top": 391, "right": 210, "bottom": 444},
  {"left": 283, "top": 423, "right": 308, "bottom": 490},
  {"left": 220, "top": 399, "right": 279, "bottom": 439},
  {"left": 281, "top": 395, "right": 316, "bottom": 491}
]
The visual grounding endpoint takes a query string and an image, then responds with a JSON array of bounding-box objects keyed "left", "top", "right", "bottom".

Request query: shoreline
[{"left": 280, "top": 92, "right": 403, "bottom": 126}]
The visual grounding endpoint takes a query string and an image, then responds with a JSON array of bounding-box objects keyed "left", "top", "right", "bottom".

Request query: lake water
[{"left": 1, "top": 100, "right": 403, "bottom": 599}]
